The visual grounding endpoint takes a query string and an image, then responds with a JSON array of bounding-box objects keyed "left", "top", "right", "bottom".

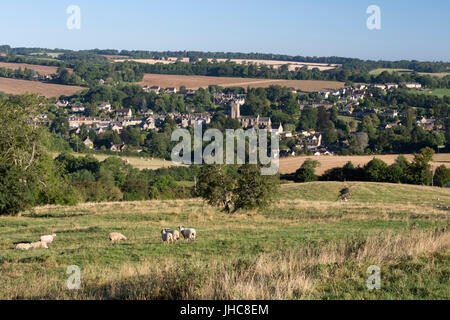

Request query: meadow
[
  {"left": 411, "top": 88, "right": 450, "bottom": 98},
  {"left": 50, "top": 152, "right": 184, "bottom": 171},
  {"left": 369, "top": 68, "right": 450, "bottom": 78},
  {"left": 0, "top": 182, "right": 449, "bottom": 300}
]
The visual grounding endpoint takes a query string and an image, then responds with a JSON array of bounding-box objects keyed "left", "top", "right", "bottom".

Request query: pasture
[
  {"left": 279, "top": 153, "right": 450, "bottom": 175},
  {"left": 0, "top": 181, "right": 449, "bottom": 299},
  {"left": 411, "top": 88, "right": 450, "bottom": 98},
  {"left": 141, "top": 73, "right": 345, "bottom": 92},
  {"left": 50, "top": 152, "right": 184, "bottom": 171},
  {"left": 0, "top": 78, "right": 84, "bottom": 98}
]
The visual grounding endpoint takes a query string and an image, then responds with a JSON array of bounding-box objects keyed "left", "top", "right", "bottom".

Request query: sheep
[
  {"left": 109, "top": 232, "right": 127, "bottom": 244},
  {"left": 30, "top": 241, "right": 48, "bottom": 249},
  {"left": 15, "top": 243, "right": 32, "bottom": 250},
  {"left": 163, "top": 228, "right": 180, "bottom": 242},
  {"left": 178, "top": 226, "right": 196, "bottom": 241},
  {"left": 161, "top": 229, "right": 173, "bottom": 245},
  {"left": 40, "top": 233, "right": 56, "bottom": 244}
]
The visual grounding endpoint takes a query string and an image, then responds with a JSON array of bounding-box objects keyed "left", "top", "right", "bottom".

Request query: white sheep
[
  {"left": 109, "top": 232, "right": 127, "bottom": 244},
  {"left": 30, "top": 241, "right": 48, "bottom": 249},
  {"left": 164, "top": 228, "right": 180, "bottom": 242},
  {"left": 161, "top": 229, "right": 173, "bottom": 245},
  {"left": 40, "top": 233, "right": 56, "bottom": 244},
  {"left": 15, "top": 243, "right": 32, "bottom": 250},
  {"left": 178, "top": 226, "right": 196, "bottom": 241}
]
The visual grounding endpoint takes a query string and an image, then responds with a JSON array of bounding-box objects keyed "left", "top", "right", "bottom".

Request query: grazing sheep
[
  {"left": 109, "top": 232, "right": 127, "bottom": 244},
  {"left": 164, "top": 228, "right": 180, "bottom": 242},
  {"left": 30, "top": 241, "right": 48, "bottom": 249},
  {"left": 40, "top": 233, "right": 56, "bottom": 244},
  {"left": 161, "top": 229, "right": 173, "bottom": 245},
  {"left": 15, "top": 243, "right": 32, "bottom": 250},
  {"left": 178, "top": 226, "right": 196, "bottom": 241}
]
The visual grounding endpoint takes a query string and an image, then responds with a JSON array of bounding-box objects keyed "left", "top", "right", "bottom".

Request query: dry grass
[
  {"left": 0, "top": 78, "right": 84, "bottom": 98},
  {"left": 279, "top": 153, "right": 450, "bottom": 175},
  {"left": 141, "top": 73, "right": 344, "bottom": 92},
  {"left": 1, "top": 182, "right": 449, "bottom": 300},
  {"left": 2, "top": 229, "right": 447, "bottom": 300}
]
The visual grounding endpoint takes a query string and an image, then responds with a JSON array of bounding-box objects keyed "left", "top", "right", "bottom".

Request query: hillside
[{"left": 0, "top": 182, "right": 449, "bottom": 299}]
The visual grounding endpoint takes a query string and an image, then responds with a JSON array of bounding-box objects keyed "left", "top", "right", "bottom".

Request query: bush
[{"left": 433, "top": 165, "right": 450, "bottom": 188}]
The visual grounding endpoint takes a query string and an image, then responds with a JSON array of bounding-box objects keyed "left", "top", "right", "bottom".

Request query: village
[{"left": 47, "top": 80, "right": 440, "bottom": 157}]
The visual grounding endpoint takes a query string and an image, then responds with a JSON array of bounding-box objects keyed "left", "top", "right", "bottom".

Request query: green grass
[
  {"left": 0, "top": 182, "right": 449, "bottom": 299},
  {"left": 369, "top": 68, "right": 450, "bottom": 78},
  {"left": 408, "top": 88, "right": 450, "bottom": 97},
  {"left": 50, "top": 151, "right": 185, "bottom": 170}
]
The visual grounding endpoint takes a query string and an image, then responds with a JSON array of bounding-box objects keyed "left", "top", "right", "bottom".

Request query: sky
[{"left": 0, "top": 0, "right": 449, "bottom": 61}]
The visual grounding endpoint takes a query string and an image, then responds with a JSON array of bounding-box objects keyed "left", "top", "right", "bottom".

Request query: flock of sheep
[
  {"left": 14, "top": 233, "right": 57, "bottom": 250},
  {"left": 14, "top": 226, "right": 196, "bottom": 250},
  {"left": 109, "top": 226, "right": 196, "bottom": 245}
]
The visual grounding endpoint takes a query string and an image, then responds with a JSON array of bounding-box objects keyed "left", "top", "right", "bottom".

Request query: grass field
[
  {"left": 410, "top": 88, "right": 450, "bottom": 97},
  {"left": 50, "top": 152, "right": 184, "bottom": 170},
  {"left": 369, "top": 68, "right": 450, "bottom": 78},
  {"left": 141, "top": 73, "right": 344, "bottom": 92},
  {"left": 0, "top": 182, "right": 449, "bottom": 300},
  {"left": 0, "top": 78, "right": 84, "bottom": 98},
  {"left": 279, "top": 153, "right": 450, "bottom": 175}
]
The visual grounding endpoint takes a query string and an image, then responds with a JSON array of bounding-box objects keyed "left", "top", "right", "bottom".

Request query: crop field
[
  {"left": 279, "top": 153, "right": 450, "bottom": 175},
  {"left": 114, "top": 56, "right": 340, "bottom": 71},
  {"left": 0, "top": 62, "right": 62, "bottom": 76},
  {"left": 0, "top": 181, "right": 449, "bottom": 299},
  {"left": 0, "top": 78, "right": 84, "bottom": 98},
  {"left": 141, "top": 73, "right": 345, "bottom": 92}
]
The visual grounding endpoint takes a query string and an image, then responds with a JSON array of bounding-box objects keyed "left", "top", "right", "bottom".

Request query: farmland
[
  {"left": 0, "top": 181, "right": 448, "bottom": 299},
  {"left": 0, "top": 78, "right": 84, "bottom": 97},
  {"left": 0, "top": 62, "right": 61, "bottom": 76},
  {"left": 279, "top": 153, "right": 450, "bottom": 175},
  {"left": 141, "top": 73, "right": 345, "bottom": 92},
  {"left": 50, "top": 152, "right": 184, "bottom": 171},
  {"left": 369, "top": 68, "right": 450, "bottom": 78},
  {"left": 113, "top": 56, "right": 340, "bottom": 71},
  {"left": 57, "top": 152, "right": 450, "bottom": 176}
]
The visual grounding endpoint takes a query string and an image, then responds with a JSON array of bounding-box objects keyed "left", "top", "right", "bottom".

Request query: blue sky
[{"left": 1, "top": 0, "right": 449, "bottom": 61}]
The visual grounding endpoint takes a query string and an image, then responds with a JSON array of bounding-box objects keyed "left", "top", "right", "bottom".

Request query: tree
[
  {"left": 433, "top": 165, "right": 450, "bottom": 187},
  {"left": 408, "top": 147, "right": 435, "bottom": 185},
  {"left": 0, "top": 95, "right": 76, "bottom": 215},
  {"left": 197, "top": 164, "right": 278, "bottom": 213},
  {"left": 294, "top": 159, "right": 320, "bottom": 182}
]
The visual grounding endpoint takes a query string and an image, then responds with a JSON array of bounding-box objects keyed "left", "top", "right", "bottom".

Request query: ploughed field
[
  {"left": 1, "top": 182, "right": 449, "bottom": 300},
  {"left": 0, "top": 78, "right": 84, "bottom": 98},
  {"left": 141, "top": 73, "right": 345, "bottom": 92}
]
